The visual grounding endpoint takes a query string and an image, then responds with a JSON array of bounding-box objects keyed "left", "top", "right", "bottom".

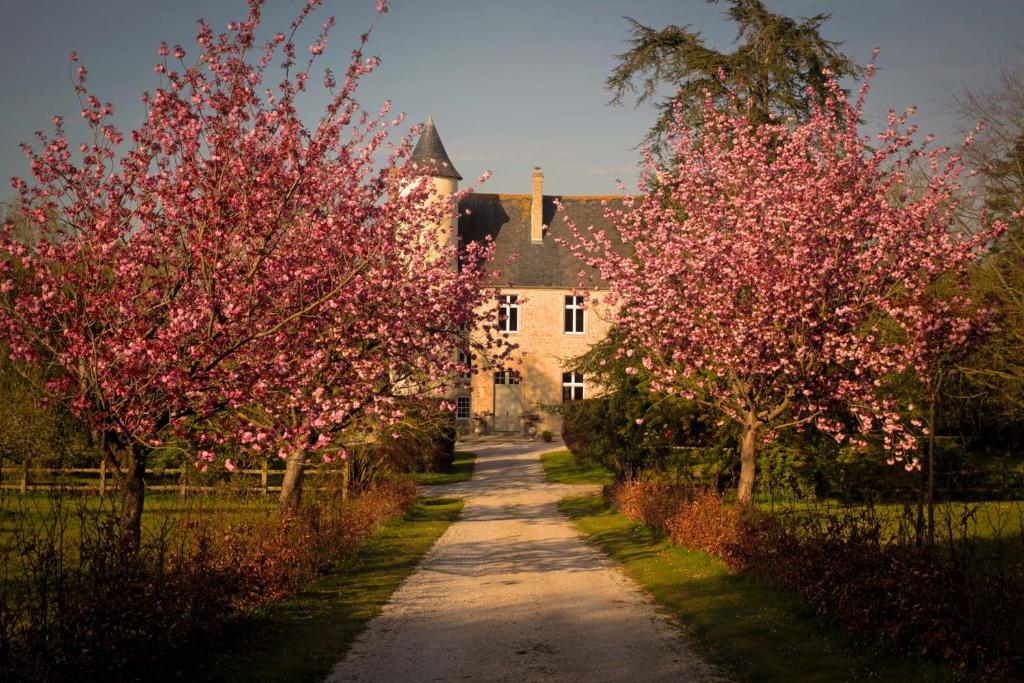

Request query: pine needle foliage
[{"left": 606, "top": 0, "right": 862, "bottom": 151}]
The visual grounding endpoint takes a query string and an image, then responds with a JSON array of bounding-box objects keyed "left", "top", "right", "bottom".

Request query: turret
[{"left": 409, "top": 116, "right": 461, "bottom": 263}]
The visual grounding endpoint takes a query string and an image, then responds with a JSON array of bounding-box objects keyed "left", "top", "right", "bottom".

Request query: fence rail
[{"left": 0, "top": 461, "right": 342, "bottom": 496}]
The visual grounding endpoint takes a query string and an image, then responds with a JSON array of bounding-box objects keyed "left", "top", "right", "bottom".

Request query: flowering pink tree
[
  {"left": 230, "top": 176, "right": 500, "bottom": 510},
  {"left": 564, "top": 62, "right": 1005, "bottom": 505},
  {"left": 0, "top": 0, "right": 496, "bottom": 537}
]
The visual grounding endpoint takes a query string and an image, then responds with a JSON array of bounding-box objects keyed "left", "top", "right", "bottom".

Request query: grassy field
[
  {"left": 0, "top": 491, "right": 278, "bottom": 589},
  {"left": 540, "top": 449, "right": 614, "bottom": 485},
  {"left": 765, "top": 498, "right": 1024, "bottom": 544},
  {"left": 0, "top": 491, "right": 276, "bottom": 541},
  {"left": 187, "top": 496, "right": 463, "bottom": 683},
  {"left": 561, "top": 495, "right": 950, "bottom": 683},
  {"left": 409, "top": 450, "right": 476, "bottom": 486}
]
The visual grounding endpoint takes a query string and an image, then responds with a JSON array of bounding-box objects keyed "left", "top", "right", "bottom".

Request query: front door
[{"left": 492, "top": 370, "right": 523, "bottom": 432}]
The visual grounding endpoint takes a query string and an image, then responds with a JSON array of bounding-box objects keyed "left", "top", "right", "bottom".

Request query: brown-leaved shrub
[
  {"left": 609, "top": 479, "right": 1024, "bottom": 680},
  {"left": 0, "top": 479, "right": 416, "bottom": 681}
]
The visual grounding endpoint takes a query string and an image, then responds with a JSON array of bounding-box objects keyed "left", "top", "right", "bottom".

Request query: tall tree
[
  {"left": 0, "top": 0, "right": 497, "bottom": 540},
  {"left": 954, "top": 65, "right": 1024, "bottom": 415},
  {"left": 607, "top": 0, "right": 862, "bottom": 149},
  {"left": 564, "top": 68, "right": 1004, "bottom": 505}
]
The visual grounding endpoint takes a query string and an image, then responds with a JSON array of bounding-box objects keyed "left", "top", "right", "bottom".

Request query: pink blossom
[
  {"left": 561, "top": 61, "right": 1004, "bottom": 502},
  {"left": 0, "top": 0, "right": 507, "bottom": 515}
]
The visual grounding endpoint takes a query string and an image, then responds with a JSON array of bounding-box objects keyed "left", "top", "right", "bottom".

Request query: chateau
[{"left": 410, "top": 118, "right": 622, "bottom": 435}]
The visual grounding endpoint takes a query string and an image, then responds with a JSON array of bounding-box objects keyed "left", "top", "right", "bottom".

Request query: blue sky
[{"left": 1, "top": 0, "right": 1022, "bottom": 199}]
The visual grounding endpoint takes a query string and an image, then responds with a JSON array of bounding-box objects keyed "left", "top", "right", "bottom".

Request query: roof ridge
[{"left": 464, "top": 192, "right": 629, "bottom": 200}]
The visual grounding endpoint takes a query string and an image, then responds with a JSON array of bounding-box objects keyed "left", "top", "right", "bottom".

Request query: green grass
[
  {"left": 540, "top": 449, "right": 614, "bottom": 485},
  {"left": 0, "top": 492, "right": 278, "bottom": 590},
  {"left": 188, "top": 496, "right": 463, "bottom": 683},
  {"left": 409, "top": 450, "right": 476, "bottom": 486},
  {"left": 764, "top": 498, "right": 1024, "bottom": 542},
  {"left": 560, "top": 495, "right": 950, "bottom": 683},
  {"left": 0, "top": 491, "right": 275, "bottom": 546}
]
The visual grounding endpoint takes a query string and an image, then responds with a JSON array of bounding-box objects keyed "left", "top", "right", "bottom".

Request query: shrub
[
  {"left": 560, "top": 393, "right": 720, "bottom": 478},
  {"left": 372, "top": 399, "right": 456, "bottom": 475},
  {"left": 0, "top": 480, "right": 416, "bottom": 681},
  {"left": 609, "top": 480, "right": 1024, "bottom": 679},
  {"left": 541, "top": 430, "right": 553, "bottom": 443},
  {"left": 611, "top": 477, "right": 686, "bottom": 533}
]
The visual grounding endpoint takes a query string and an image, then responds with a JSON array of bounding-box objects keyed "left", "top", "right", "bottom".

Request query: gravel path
[{"left": 327, "top": 439, "right": 725, "bottom": 683}]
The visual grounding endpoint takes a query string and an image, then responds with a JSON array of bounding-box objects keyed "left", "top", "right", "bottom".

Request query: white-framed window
[
  {"left": 564, "top": 295, "right": 585, "bottom": 334},
  {"left": 498, "top": 294, "right": 519, "bottom": 333},
  {"left": 494, "top": 370, "right": 522, "bottom": 385},
  {"left": 456, "top": 396, "right": 471, "bottom": 420},
  {"left": 562, "top": 371, "right": 584, "bottom": 402}
]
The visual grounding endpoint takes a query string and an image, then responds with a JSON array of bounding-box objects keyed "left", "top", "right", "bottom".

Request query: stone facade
[
  {"left": 468, "top": 287, "right": 614, "bottom": 435},
  {"left": 410, "top": 118, "right": 625, "bottom": 436}
]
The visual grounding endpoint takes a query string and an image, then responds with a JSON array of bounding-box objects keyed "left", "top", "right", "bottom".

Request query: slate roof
[
  {"left": 409, "top": 116, "right": 462, "bottom": 180},
  {"left": 457, "top": 193, "right": 627, "bottom": 289}
]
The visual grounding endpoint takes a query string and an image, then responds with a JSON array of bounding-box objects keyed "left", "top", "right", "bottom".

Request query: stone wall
[{"left": 467, "top": 286, "right": 613, "bottom": 435}]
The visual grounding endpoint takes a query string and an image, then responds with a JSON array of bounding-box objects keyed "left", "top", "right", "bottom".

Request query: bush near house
[
  {"left": 610, "top": 480, "right": 1024, "bottom": 679},
  {"left": 559, "top": 393, "right": 721, "bottom": 479},
  {"left": 371, "top": 400, "right": 457, "bottom": 476}
]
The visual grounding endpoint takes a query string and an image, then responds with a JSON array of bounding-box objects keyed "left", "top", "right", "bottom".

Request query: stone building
[{"left": 410, "top": 118, "right": 623, "bottom": 435}]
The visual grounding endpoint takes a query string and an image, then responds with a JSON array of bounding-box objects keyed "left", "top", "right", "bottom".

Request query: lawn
[
  {"left": 560, "top": 495, "right": 950, "bottom": 683},
  {"left": 540, "top": 449, "right": 614, "bottom": 485},
  {"left": 0, "top": 491, "right": 278, "bottom": 589},
  {"left": 764, "top": 498, "right": 1024, "bottom": 544},
  {"left": 187, "top": 496, "right": 463, "bottom": 682},
  {"left": 409, "top": 450, "right": 476, "bottom": 486},
  {"left": 0, "top": 491, "right": 276, "bottom": 544}
]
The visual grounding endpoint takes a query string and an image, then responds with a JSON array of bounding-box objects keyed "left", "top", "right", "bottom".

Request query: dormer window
[{"left": 498, "top": 294, "right": 519, "bottom": 333}]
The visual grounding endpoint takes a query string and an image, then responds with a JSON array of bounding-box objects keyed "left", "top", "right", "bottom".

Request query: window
[
  {"left": 562, "top": 371, "right": 584, "bottom": 402},
  {"left": 494, "top": 370, "right": 522, "bottom": 385},
  {"left": 564, "top": 295, "right": 585, "bottom": 334},
  {"left": 456, "top": 396, "right": 471, "bottom": 420},
  {"left": 498, "top": 294, "right": 519, "bottom": 333},
  {"left": 457, "top": 350, "right": 472, "bottom": 381}
]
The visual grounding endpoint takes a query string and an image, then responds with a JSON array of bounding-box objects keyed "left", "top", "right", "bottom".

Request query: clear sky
[{"left": 1, "top": 0, "right": 1023, "bottom": 199}]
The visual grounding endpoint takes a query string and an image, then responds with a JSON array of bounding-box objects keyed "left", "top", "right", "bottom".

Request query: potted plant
[
  {"left": 521, "top": 413, "right": 541, "bottom": 438},
  {"left": 472, "top": 411, "right": 491, "bottom": 436}
]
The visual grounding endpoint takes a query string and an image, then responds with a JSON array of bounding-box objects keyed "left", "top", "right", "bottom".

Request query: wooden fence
[{"left": 0, "top": 460, "right": 342, "bottom": 496}]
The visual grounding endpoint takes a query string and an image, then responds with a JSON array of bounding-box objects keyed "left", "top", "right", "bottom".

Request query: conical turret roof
[{"left": 409, "top": 116, "right": 462, "bottom": 180}]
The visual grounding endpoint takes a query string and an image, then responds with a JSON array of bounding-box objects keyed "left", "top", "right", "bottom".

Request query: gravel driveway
[{"left": 327, "top": 439, "right": 725, "bottom": 683}]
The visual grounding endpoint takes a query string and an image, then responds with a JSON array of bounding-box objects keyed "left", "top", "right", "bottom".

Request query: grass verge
[
  {"left": 188, "top": 496, "right": 463, "bottom": 683},
  {"left": 410, "top": 451, "right": 476, "bottom": 486},
  {"left": 540, "top": 449, "right": 614, "bottom": 485},
  {"left": 560, "top": 495, "right": 950, "bottom": 683}
]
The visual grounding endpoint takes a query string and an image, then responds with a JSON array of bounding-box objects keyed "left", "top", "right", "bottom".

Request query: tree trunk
[
  {"left": 116, "top": 444, "right": 147, "bottom": 549},
  {"left": 737, "top": 423, "right": 759, "bottom": 506},
  {"left": 279, "top": 452, "right": 308, "bottom": 513},
  {"left": 341, "top": 457, "right": 352, "bottom": 502},
  {"left": 926, "top": 397, "right": 937, "bottom": 548}
]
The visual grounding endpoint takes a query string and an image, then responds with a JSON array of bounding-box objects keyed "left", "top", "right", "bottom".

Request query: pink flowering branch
[
  {"left": 562, "top": 55, "right": 1006, "bottom": 504},
  {"left": 0, "top": 0, "right": 502, "bottom": 534}
]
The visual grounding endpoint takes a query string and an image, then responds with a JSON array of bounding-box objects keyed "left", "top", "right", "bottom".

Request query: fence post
[
  {"left": 342, "top": 458, "right": 351, "bottom": 502},
  {"left": 261, "top": 460, "right": 269, "bottom": 496},
  {"left": 179, "top": 463, "right": 187, "bottom": 498},
  {"left": 20, "top": 461, "right": 29, "bottom": 494},
  {"left": 99, "top": 458, "right": 107, "bottom": 496}
]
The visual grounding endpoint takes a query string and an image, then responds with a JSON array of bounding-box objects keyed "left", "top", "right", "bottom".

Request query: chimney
[{"left": 531, "top": 167, "right": 544, "bottom": 243}]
